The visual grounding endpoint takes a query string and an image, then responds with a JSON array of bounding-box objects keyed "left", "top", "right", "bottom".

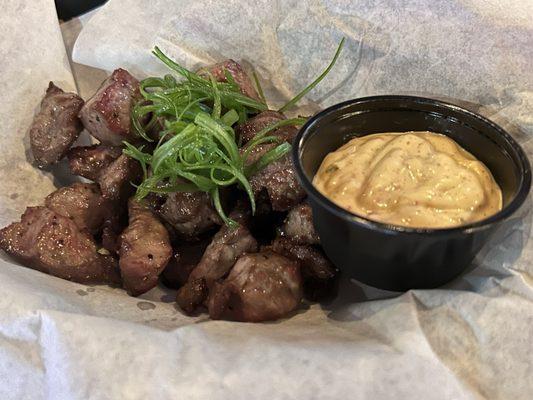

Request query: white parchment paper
[{"left": 1, "top": 0, "right": 532, "bottom": 399}]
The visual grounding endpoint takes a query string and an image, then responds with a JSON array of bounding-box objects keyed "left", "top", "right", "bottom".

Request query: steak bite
[
  {"left": 207, "top": 251, "right": 303, "bottom": 322},
  {"left": 159, "top": 191, "right": 222, "bottom": 240},
  {"left": 249, "top": 152, "right": 306, "bottom": 212},
  {"left": 79, "top": 68, "right": 141, "bottom": 146},
  {"left": 176, "top": 278, "right": 208, "bottom": 315},
  {"left": 270, "top": 237, "right": 339, "bottom": 301},
  {"left": 119, "top": 199, "right": 172, "bottom": 296},
  {"left": 44, "top": 182, "right": 112, "bottom": 235},
  {"left": 236, "top": 110, "right": 297, "bottom": 145},
  {"left": 0, "top": 206, "right": 120, "bottom": 284},
  {"left": 239, "top": 115, "right": 304, "bottom": 212},
  {"left": 67, "top": 144, "right": 122, "bottom": 181},
  {"left": 175, "top": 205, "right": 257, "bottom": 314},
  {"left": 281, "top": 202, "right": 319, "bottom": 245},
  {"left": 197, "top": 59, "right": 260, "bottom": 101},
  {"left": 97, "top": 154, "right": 142, "bottom": 202},
  {"left": 29, "top": 82, "right": 84, "bottom": 168},
  {"left": 187, "top": 219, "right": 258, "bottom": 287}
]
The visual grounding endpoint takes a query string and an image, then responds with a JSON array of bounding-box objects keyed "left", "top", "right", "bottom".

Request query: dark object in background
[
  {"left": 293, "top": 95, "right": 531, "bottom": 291},
  {"left": 55, "top": 0, "right": 107, "bottom": 21}
]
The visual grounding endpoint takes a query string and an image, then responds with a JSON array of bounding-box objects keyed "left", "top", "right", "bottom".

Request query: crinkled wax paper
[{"left": 0, "top": 0, "right": 532, "bottom": 399}]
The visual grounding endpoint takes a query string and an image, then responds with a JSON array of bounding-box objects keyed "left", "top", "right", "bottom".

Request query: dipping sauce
[{"left": 313, "top": 131, "right": 503, "bottom": 228}]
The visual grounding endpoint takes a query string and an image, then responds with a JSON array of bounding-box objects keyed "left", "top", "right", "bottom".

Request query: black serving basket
[{"left": 293, "top": 96, "right": 531, "bottom": 291}]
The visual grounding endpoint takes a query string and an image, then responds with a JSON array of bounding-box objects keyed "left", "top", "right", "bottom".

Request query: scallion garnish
[
  {"left": 125, "top": 40, "right": 344, "bottom": 226},
  {"left": 278, "top": 38, "right": 345, "bottom": 113}
]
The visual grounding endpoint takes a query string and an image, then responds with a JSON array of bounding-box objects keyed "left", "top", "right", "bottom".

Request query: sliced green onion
[
  {"left": 252, "top": 70, "right": 267, "bottom": 104},
  {"left": 128, "top": 43, "right": 340, "bottom": 226},
  {"left": 278, "top": 37, "right": 345, "bottom": 113}
]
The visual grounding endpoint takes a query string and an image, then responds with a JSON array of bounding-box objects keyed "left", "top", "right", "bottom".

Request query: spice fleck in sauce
[{"left": 313, "top": 131, "right": 502, "bottom": 228}]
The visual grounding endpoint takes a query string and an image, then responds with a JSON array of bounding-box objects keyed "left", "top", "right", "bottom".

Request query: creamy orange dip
[{"left": 313, "top": 131, "right": 502, "bottom": 228}]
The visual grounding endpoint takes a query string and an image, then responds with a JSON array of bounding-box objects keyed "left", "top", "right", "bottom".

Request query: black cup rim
[{"left": 293, "top": 95, "right": 532, "bottom": 236}]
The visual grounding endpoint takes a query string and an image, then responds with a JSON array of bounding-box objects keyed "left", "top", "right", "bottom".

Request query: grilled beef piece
[
  {"left": 67, "top": 144, "right": 122, "bottom": 181},
  {"left": 207, "top": 251, "right": 302, "bottom": 322},
  {"left": 236, "top": 110, "right": 297, "bottom": 145},
  {"left": 97, "top": 154, "right": 142, "bottom": 202},
  {"left": 249, "top": 152, "right": 306, "bottom": 212},
  {"left": 281, "top": 202, "right": 319, "bottom": 245},
  {"left": 161, "top": 241, "right": 210, "bottom": 289},
  {"left": 119, "top": 199, "right": 172, "bottom": 296},
  {"left": 197, "top": 60, "right": 260, "bottom": 101},
  {"left": 270, "top": 237, "right": 339, "bottom": 301},
  {"left": 176, "top": 278, "right": 208, "bottom": 315},
  {"left": 29, "top": 82, "right": 84, "bottom": 168},
  {"left": 79, "top": 68, "right": 141, "bottom": 146},
  {"left": 159, "top": 191, "right": 222, "bottom": 240},
  {"left": 188, "top": 221, "right": 258, "bottom": 286},
  {"left": 0, "top": 207, "right": 120, "bottom": 284},
  {"left": 239, "top": 113, "right": 304, "bottom": 212},
  {"left": 175, "top": 206, "right": 257, "bottom": 314},
  {"left": 44, "top": 182, "right": 112, "bottom": 235}
]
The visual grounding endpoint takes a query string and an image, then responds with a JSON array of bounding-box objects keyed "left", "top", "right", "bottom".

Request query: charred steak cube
[
  {"left": 270, "top": 237, "right": 339, "bottom": 301},
  {"left": 119, "top": 199, "right": 172, "bottom": 296},
  {"left": 236, "top": 110, "right": 297, "bottom": 145},
  {"left": 281, "top": 202, "right": 320, "bottom": 245},
  {"left": 44, "top": 182, "right": 113, "bottom": 235},
  {"left": 207, "top": 251, "right": 303, "bottom": 322},
  {"left": 176, "top": 278, "right": 208, "bottom": 315},
  {"left": 0, "top": 206, "right": 120, "bottom": 284},
  {"left": 197, "top": 59, "right": 260, "bottom": 101},
  {"left": 79, "top": 68, "right": 141, "bottom": 146},
  {"left": 97, "top": 154, "right": 142, "bottom": 202},
  {"left": 67, "top": 144, "right": 122, "bottom": 181},
  {"left": 29, "top": 82, "right": 84, "bottom": 168},
  {"left": 249, "top": 152, "right": 306, "bottom": 212},
  {"left": 187, "top": 221, "right": 258, "bottom": 286},
  {"left": 159, "top": 191, "right": 222, "bottom": 240},
  {"left": 175, "top": 204, "right": 257, "bottom": 314}
]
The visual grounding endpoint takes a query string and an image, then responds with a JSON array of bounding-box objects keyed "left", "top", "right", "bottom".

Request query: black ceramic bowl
[{"left": 293, "top": 96, "right": 531, "bottom": 291}]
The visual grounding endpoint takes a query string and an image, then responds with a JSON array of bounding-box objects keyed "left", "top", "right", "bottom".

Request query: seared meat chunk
[
  {"left": 281, "top": 203, "right": 319, "bottom": 245},
  {"left": 197, "top": 60, "right": 260, "bottom": 101},
  {"left": 162, "top": 241, "right": 209, "bottom": 289},
  {"left": 159, "top": 191, "right": 221, "bottom": 240},
  {"left": 44, "top": 182, "right": 112, "bottom": 235},
  {"left": 249, "top": 152, "right": 306, "bottom": 212},
  {"left": 68, "top": 144, "right": 122, "bottom": 181},
  {"left": 97, "top": 154, "right": 142, "bottom": 201},
  {"left": 119, "top": 199, "right": 172, "bottom": 296},
  {"left": 207, "top": 251, "right": 302, "bottom": 322},
  {"left": 176, "top": 209, "right": 257, "bottom": 314},
  {"left": 188, "top": 221, "right": 258, "bottom": 285},
  {"left": 176, "top": 278, "right": 208, "bottom": 315},
  {"left": 79, "top": 68, "right": 141, "bottom": 145},
  {"left": 270, "top": 238, "right": 339, "bottom": 301},
  {"left": 237, "top": 109, "right": 303, "bottom": 212},
  {"left": 236, "top": 110, "right": 297, "bottom": 145},
  {"left": 0, "top": 207, "right": 120, "bottom": 284},
  {"left": 29, "top": 82, "right": 84, "bottom": 168}
]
